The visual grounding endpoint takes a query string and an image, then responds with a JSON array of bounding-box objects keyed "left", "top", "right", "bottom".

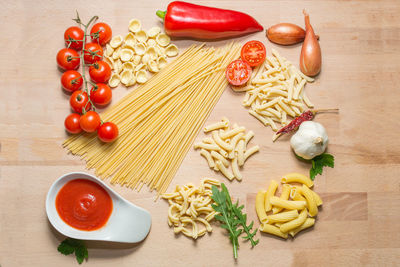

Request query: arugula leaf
[
  {"left": 58, "top": 238, "right": 88, "bottom": 264},
  {"left": 211, "top": 183, "right": 259, "bottom": 259},
  {"left": 310, "top": 153, "right": 334, "bottom": 180}
]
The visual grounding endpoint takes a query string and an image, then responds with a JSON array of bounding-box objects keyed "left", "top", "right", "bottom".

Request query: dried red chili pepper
[
  {"left": 156, "top": 1, "right": 263, "bottom": 40},
  {"left": 273, "top": 109, "right": 338, "bottom": 141},
  {"left": 277, "top": 110, "right": 314, "bottom": 135}
]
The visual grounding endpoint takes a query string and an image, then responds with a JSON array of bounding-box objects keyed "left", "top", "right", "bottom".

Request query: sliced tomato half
[
  {"left": 241, "top": 40, "right": 266, "bottom": 67},
  {"left": 226, "top": 60, "right": 252, "bottom": 86}
]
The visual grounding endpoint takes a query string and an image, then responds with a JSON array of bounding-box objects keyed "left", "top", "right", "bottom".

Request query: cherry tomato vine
[{"left": 58, "top": 12, "right": 118, "bottom": 142}]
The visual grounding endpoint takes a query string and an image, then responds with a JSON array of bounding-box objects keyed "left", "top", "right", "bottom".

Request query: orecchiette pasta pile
[
  {"left": 194, "top": 117, "right": 259, "bottom": 181},
  {"left": 104, "top": 18, "right": 179, "bottom": 88},
  {"left": 233, "top": 49, "right": 314, "bottom": 138},
  {"left": 256, "top": 173, "right": 322, "bottom": 239},
  {"left": 162, "top": 178, "right": 220, "bottom": 239}
]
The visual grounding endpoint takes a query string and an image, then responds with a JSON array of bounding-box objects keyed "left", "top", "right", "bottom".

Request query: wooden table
[{"left": 1, "top": 0, "right": 399, "bottom": 266}]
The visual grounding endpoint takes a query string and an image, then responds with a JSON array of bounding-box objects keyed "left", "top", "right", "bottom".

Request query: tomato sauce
[{"left": 56, "top": 179, "right": 113, "bottom": 231}]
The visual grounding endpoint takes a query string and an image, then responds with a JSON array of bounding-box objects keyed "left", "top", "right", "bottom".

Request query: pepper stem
[{"left": 156, "top": 10, "right": 166, "bottom": 20}]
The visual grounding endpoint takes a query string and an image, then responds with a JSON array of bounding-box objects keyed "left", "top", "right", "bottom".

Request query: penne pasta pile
[
  {"left": 233, "top": 49, "right": 314, "bottom": 133},
  {"left": 256, "top": 173, "right": 322, "bottom": 239},
  {"left": 105, "top": 18, "right": 179, "bottom": 87},
  {"left": 162, "top": 178, "right": 220, "bottom": 239},
  {"left": 194, "top": 118, "right": 259, "bottom": 181}
]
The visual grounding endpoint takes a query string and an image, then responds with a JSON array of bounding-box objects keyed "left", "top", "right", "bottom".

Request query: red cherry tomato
[
  {"left": 70, "top": 90, "right": 91, "bottom": 113},
  {"left": 80, "top": 111, "right": 101, "bottom": 133},
  {"left": 57, "top": 48, "right": 80, "bottom": 70},
  {"left": 89, "top": 61, "right": 111, "bottom": 83},
  {"left": 64, "top": 26, "right": 85, "bottom": 50},
  {"left": 97, "top": 122, "right": 119, "bottom": 142},
  {"left": 226, "top": 60, "right": 252, "bottom": 86},
  {"left": 90, "top": 83, "right": 112, "bottom": 106},
  {"left": 84, "top": 43, "right": 103, "bottom": 64},
  {"left": 90, "top": 22, "right": 112, "bottom": 46},
  {"left": 61, "top": 70, "right": 83, "bottom": 93},
  {"left": 240, "top": 40, "right": 266, "bottom": 67},
  {"left": 64, "top": 113, "right": 82, "bottom": 134}
]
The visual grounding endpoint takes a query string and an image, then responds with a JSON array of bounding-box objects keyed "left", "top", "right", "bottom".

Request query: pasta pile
[
  {"left": 105, "top": 18, "right": 179, "bottom": 87},
  {"left": 162, "top": 178, "right": 220, "bottom": 239},
  {"left": 194, "top": 118, "right": 259, "bottom": 181},
  {"left": 63, "top": 43, "right": 241, "bottom": 195},
  {"left": 256, "top": 173, "right": 322, "bottom": 239},
  {"left": 233, "top": 49, "right": 314, "bottom": 136}
]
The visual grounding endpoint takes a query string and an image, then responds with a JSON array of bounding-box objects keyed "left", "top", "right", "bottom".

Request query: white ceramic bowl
[{"left": 46, "top": 172, "right": 151, "bottom": 243}]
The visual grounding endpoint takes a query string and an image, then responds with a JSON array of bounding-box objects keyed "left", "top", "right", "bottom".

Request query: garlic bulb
[{"left": 290, "top": 121, "right": 328, "bottom": 160}]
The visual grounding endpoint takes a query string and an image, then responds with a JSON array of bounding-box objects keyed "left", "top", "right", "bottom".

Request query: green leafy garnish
[
  {"left": 310, "top": 153, "right": 334, "bottom": 180},
  {"left": 58, "top": 238, "right": 88, "bottom": 264},
  {"left": 211, "top": 183, "right": 259, "bottom": 259}
]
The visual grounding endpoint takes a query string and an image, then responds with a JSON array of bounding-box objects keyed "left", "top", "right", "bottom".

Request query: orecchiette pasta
[
  {"left": 128, "top": 19, "right": 141, "bottom": 33},
  {"left": 105, "top": 18, "right": 179, "bottom": 87},
  {"left": 110, "top": 35, "right": 123, "bottom": 48}
]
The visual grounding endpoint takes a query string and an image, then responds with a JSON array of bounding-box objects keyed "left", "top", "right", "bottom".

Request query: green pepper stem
[{"left": 156, "top": 10, "right": 166, "bottom": 20}]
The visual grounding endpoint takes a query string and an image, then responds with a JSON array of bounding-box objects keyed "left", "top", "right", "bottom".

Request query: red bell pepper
[{"left": 156, "top": 1, "right": 263, "bottom": 40}]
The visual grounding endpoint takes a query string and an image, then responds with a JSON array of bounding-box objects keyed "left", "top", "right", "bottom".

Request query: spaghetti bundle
[{"left": 63, "top": 43, "right": 241, "bottom": 195}]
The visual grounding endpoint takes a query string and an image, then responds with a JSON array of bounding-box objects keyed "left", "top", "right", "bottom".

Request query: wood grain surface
[{"left": 1, "top": 0, "right": 399, "bottom": 266}]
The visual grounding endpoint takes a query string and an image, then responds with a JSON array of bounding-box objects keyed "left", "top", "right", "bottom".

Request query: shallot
[
  {"left": 300, "top": 10, "right": 321, "bottom": 76},
  {"left": 267, "top": 23, "right": 307, "bottom": 45}
]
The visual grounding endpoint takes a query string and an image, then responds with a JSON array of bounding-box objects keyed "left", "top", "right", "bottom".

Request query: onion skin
[
  {"left": 267, "top": 23, "right": 306, "bottom": 45},
  {"left": 300, "top": 10, "right": 321, "bottom": 76}
]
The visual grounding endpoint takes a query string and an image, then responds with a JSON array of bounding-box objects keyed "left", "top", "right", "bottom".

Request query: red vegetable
[
  {"left": 80, "top": 111, "right": 101, "bottom": 133},
  {"left": 156, "top": 1, "right": 263, "bottom": 40},
  {"left": 273, "top": 109, "right": 338, "bottom": 141},
  {"left": 241, "top": 40, "right": 266, "bottom": 67},
  {"left": 226, "top": 60, "right": 252, "bottom": 86},
  {"left": 97, "top": 122, "right": 119, "bottom": 142},
  {"left": 61, "top": 70, "right": 83, "bottom": 93},
  {"left": 64, "top": 113, "right": 82, "bottom": 134}
]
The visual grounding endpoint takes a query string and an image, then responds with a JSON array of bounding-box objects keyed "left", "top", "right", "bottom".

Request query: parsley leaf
[
  {"left": 310, "top": 153, "right": 334, "bottom": 180},
  {"left": 211, "top": 183, "right": 259, "bottom": 259},
  {"left": 58, "top": 238, "right": 88, "bottom": 264}
]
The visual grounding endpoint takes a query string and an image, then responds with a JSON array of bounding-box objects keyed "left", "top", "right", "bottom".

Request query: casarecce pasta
[{"left": 162, "top": 178, "right": 221, "bottom": 239}]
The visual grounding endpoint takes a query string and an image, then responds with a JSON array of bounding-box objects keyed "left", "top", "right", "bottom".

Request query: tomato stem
[{"left": 76, "top": 12, "right": 98, "bottom": 112}]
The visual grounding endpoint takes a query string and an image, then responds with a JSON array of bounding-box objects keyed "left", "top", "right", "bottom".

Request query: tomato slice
[
  {"left": 226, "top": 60, "right": 252, "bottom": 86},
  {"left": 241, "top": 40, "right": 266, "bottom": 67}
]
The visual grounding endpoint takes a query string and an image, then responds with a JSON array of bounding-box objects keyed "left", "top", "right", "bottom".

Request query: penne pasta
[
  {"left": 272, "top": 184, "right": 291, "bottom": 214},
  {"left": 259, "top": 223, "right": 288, "bottom": 239},
  {"left": 269, "top": 196, "right": 307, "bottom": 210},
  {"left": 266, "top": 209, "right": 299, "bottom": 224},
  {"left": 289, "top": 218, "right": 315, "bottom": 237},
  {"left": 299, "top": 184, "right": 318, "bottom": 217},
  {"left": 264, "top": 180, "right": 279, "bottom": 212},
  {"left": 281, "top": 173, "right": 314, "bottom": 188},
  {"left": 280, "top": 209, "right": 308, "bottom": 233},
  {"left": 256, "top": 190, "right": 268, "bottom": 224}
]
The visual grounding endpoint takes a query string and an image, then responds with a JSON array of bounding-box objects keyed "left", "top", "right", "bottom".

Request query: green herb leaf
[
  {"left": 57, "top": 238, "right": 88, "bottom": 264},
  {"left": 310, "top": 153, "right": 334, "bottom": 180},
  {"left": 211, "top": 183, "right": 259, "bottom": 259}
]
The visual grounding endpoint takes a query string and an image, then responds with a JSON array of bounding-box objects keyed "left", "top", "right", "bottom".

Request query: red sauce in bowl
[{"left": 55, "top": 179, "right": 113, "bottom": 231}]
